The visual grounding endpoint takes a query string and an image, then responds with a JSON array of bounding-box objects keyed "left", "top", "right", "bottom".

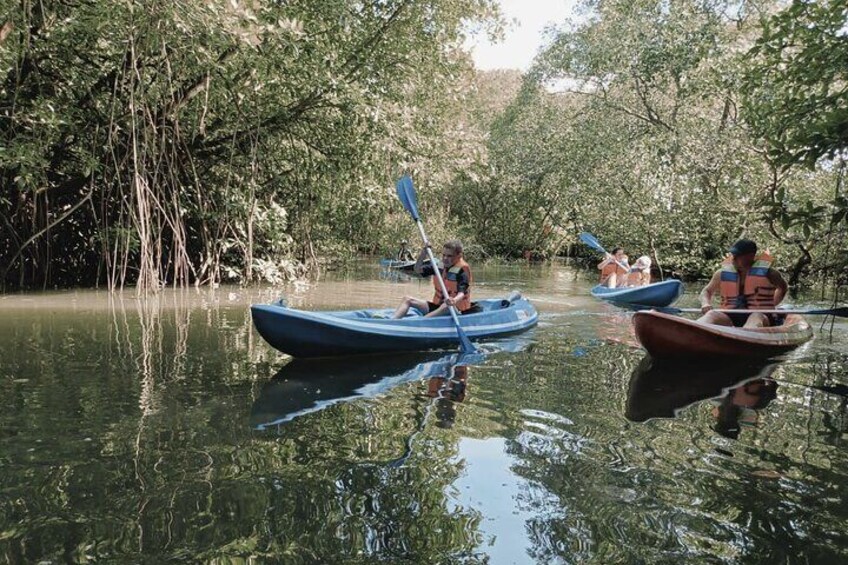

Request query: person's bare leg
[
  {"left": 743, "top": 312, "right": 769, "bottom": 328},
  {"left": 424, "top": 303, "right": 449, "bottom": 318},
  {"left": 697, "top": 311, "right": 734, "bottom": 326},
  {"left": 392, "top": 297, "right": 429, "bottom": 319},
  {"left": 606, "top": 273, "right": 617, "bottom": 288}
]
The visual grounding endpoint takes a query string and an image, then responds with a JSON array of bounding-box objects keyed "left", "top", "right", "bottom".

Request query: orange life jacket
[
  {"left": 600, "top": 260, "right": 628, "bottom": 283},
  {"left": 433, "top": 258, "right": 472, "bottom": 312},
  {"left": 719, "top": 252, "right": 776, "bottom": 309}
]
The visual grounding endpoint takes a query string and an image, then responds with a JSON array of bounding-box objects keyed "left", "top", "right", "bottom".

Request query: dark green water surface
[{"left": 1, "top": 262, "right": 846, "bottom": 563}]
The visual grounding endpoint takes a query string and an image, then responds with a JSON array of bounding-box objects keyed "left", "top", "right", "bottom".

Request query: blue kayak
[
  {"left": 251, "top": 293, "right": 538, "bottom": 358},
  {"left": 379, "top": 258, "right": 441, "bottom": 272},
  {"left": 591, "top": 279, "right": 684, "bottom": 308}
]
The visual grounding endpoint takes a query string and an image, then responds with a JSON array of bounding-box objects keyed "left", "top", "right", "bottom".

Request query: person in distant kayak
[
  {"left": 392, "top": 240, "right": 479, "bottom": 318},
  {"left": 626, "top": 255, "right": 652, "bottom": 287},
  {"left": 698, "top": 239, "right": 788, "bottom": 328},
  {"left": 396, "top": 240, "right": 415, "bottom": 262},
  {"left": 598, "top": 247, "right": 629, "bottom": 288}
]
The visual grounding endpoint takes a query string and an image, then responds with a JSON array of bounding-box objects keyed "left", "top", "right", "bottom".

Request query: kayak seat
[{"left": 500, "top": 291, "right": 523, "bottom": 309}]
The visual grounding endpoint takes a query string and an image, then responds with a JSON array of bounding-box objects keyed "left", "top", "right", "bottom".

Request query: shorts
[
  {"left": 727, "top": 312, "right": 786, "bottom": 327},
  {"left": 427, "top": 301, "right": 482, "bottom": 315}
]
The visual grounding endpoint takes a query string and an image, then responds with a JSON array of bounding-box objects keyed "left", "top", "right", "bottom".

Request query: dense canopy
[{"left": 1, "top": 0, "right": 845, "bottom": 291}]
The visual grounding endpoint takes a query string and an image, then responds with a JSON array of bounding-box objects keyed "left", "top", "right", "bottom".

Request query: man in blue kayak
[
  {"left": 392, "top": 240, "right": 477, "bottom": 318},
  {"left": 698, "top": 239, "right": 788, "bottom": 328},
  {"left": 396, "top": 240, "right": 415, "bottom": 262}
]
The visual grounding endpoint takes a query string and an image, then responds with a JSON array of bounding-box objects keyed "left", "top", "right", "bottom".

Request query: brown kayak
[{"left": 633, "top": 311, "right": 813, "bottom": 359}]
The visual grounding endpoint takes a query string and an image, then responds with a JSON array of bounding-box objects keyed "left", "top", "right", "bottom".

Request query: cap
[
  {"left": 729, "top": 239, "right": 757, "bottom": 256},
  {"left": 635, "top": 255, "right": 652, "bottom": 269}
]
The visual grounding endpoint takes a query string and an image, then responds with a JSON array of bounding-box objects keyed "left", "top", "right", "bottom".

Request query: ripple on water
[{"left": 1, "top": 263, "right": 847, "bottom": 563}]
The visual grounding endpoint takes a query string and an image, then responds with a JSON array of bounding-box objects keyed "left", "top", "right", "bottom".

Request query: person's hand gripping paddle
[{"left": 395, "top": 176, "right": 476, "bottom": 353}]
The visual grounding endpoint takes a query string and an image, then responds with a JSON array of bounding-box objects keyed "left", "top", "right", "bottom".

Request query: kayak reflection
[
  {"left": 251, "top": 336, "right": 529, "bottom": 431},
  {"left": 626, "top": 355, "right": 778, "bottom": 428},
  {"left": 250, "top": 352, "right": 456, "bottom": 430},
  {"left": 378, "top": 265, "right": 413, "bottom": 283}
]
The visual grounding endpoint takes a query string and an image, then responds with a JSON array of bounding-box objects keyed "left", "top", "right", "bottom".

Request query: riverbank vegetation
[{"left": 2, "top": 0, "right": 845, "bottom": 291}]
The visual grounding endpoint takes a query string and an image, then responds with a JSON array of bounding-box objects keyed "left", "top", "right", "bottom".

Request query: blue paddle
[
  {"left": 579, "top": 232, "right": 630, "bottom": 272},
  {"left": 396, "top": 176, "right": 476, "bottom": 354}
]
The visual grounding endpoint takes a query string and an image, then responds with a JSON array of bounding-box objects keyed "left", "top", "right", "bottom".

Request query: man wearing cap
[
  {"left": 396, "top": 240, "right": 415, "bottom": 262},
  {"left": 697, "top": 239, "right": 788, "bottom": 328}
]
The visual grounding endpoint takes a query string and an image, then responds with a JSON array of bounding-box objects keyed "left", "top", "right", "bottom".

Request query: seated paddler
[
  {"left": 396, "top": 239, "right": 415, "bottom": 262},
  {"left": 597, "top": 247, "right": 629, "bottom": 288},
  {"left": 392, "top": 239, "right": 479, "bottom": 318},
  {"left": 697, "top": 239, "right": 788, "bottom": 328},
  {"left": 626, "top": 256, "right": 652, "bottom": 287}
]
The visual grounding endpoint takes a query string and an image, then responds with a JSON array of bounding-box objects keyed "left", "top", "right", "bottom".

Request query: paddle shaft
[
  {"left": 414, "top": 220, "right": 468, "bottom": 329},
  {"left": 580, "top": 233, "right": 630, "bottom": 272},
  {"left": 669, "top": 307, "right": 846, "bottom": 317}
]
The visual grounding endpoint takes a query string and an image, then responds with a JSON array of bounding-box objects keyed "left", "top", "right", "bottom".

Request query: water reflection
[
  {"left": 250, "top": 352, "right": 456, "bottom": 430},
  {"left": 378, "top": 268, "right": 413, "bottom": 283},
  {"left": 427, "top": 365, "right": 468, "bottom": 429},
  {"left": 251, "top": 333, "right": 530, "bottom": 432},
  {"left": 1, "top": 262, "right": 847, "bottom": 563},
  {"left": 626, "top": 355, "right": 778, "bottom": 426},
  {"left": 711, "top": 378, "right": 778, "bottom": 439}
]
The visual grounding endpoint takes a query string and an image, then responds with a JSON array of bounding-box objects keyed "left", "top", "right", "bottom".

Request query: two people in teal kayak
[
  {"left": 392, "top": 240, "right": 480, "bottom": 319},
  {"left": 698, "top": 239, "right": 788, "bottom": 328},
  {"left": 598, "top": 247, "right": 652, "bottom": 288}
]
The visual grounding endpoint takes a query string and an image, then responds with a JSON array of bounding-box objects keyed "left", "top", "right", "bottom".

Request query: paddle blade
[
  {"left": 817, "top": 306, "right": 848, "bottom": 318},
  {"left": 457, "top": 325, "right": 476, "bottom": 354},
  {"left": 395, "top": 175, "right": 421, "bottom": 221},
  {"left": 579, "top": 232, "right": 606, "bottom": 254}
]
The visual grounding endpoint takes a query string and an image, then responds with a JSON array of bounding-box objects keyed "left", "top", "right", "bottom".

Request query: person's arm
[
  {"left": 699, "top": 271, "right": 721, "bottom": 313},
  {"left": 767, "top": 268, "right": 788, "bottom": 306},
  {"left": 414, "top": 246, "right": 432, "bottom": 276},
  {"left": 446, "top": 268, "right": 470, "bottom": 307},
  {"left": 597, "top": 254, "right": 613, "bottom": 270}
]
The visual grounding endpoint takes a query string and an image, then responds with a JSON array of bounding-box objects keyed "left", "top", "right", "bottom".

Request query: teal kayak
[{"left": 591, "top": 279, "right": 684, "bottom": 308}]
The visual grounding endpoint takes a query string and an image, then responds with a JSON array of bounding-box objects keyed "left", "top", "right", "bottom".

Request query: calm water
[{"left": 1, "top": 261, "right": 846, "bottom": 564}]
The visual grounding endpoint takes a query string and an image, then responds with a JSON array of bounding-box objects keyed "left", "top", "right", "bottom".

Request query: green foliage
[
  {"left": 1, "top": 0, "right": 844, "bottom": 290},
  {"left": 741, "top": 0, "right": 848, "bottom": 169},
  {"left": 448, "top": 0, "right": 845, "bottom": 287},
  {"left": 0, "top": 0, "right": 499, "bottom": 290}
]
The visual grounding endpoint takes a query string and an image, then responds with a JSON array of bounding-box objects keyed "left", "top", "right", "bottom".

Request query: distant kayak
[
  {"left": 633, "top": 310, "right": 813, "bottom": 359},
  {"left": 251, "top": 293, "right": 538, "bottom": 358},
  {"left": 379, "top": 258, "right": 441, "bottom": 272},
  {"left": 591, "top": 279, "right": 684, "bottom": 308}
]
